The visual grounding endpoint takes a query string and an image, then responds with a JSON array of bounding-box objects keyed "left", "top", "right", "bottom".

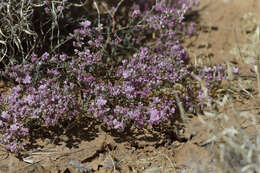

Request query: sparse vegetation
[{"left": 0, "top": 0, "right": 260, "bottom": 173}]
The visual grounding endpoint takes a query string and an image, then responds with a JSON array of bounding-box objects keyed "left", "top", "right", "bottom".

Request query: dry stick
[
  {"left": 100, "top": 0, "right": 124, "bottom": 33},
  {"left": 83, "top": 1, "right": 108, "bottom": 55},
  {"left": 50, "top": 37, "right": 72, "bottom": 53},
  {"left": 254, "top": 56, "right": 260, "bottom": 97},
  {"left": 100, "top": 0, "right": 124, "bottom": 51},
  {"left": 7, "top": 0, "right": 13, "bottom": 24},
  {"left": 98, "top": 2, "right": 113, "bottom": 51},
  {"left": 114, "top": 4, "right": 156, "bottom": 33},
  {"left": 51, "top": 148, "right": 87, "bottom": 161},
  {"left": 108, "top": 154, "right": 116, "bottom": 173},
  {"left": 226, "top": 61, "right": 234, "bottom": 81},
  {"left": 68, "top": 0, "right": 89, "bottom": 7},
  {"left": 51, "top": 1, "right": 59, "bottom": 50},
  {"left": 191, "top": 73, "right": 211, "bottom": 108},
  {"left": 22, "top": 25, "right": 38, "bottom": 60},
  {"left": 20, "top": 0, "right": 25, "bottom": 22},
  {"left": 173, "top": 92, "right": 187, "bottom": 123},
  {"left": 238, "top": 80, "right": 254, "bottom": 98},
  {"left": 111, "top": 0, "right": 124, "bottom": 33},
  {"left": 0, "top": 44, "right": 7, "bottom": 63},
  {"left": 159, "top": 153, "right": 177, "bottom": 173},
  {"left": 93, "top": 0, "right": 101, "bottom": 28}
]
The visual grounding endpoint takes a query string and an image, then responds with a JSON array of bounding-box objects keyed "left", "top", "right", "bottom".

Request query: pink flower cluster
[{"left": 0, "top": 0, "right": 226, "bottom": 153}]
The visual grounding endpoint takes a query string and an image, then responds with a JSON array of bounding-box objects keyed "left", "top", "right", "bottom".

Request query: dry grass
[
  {"left": 0, "top": 0, "right": 37, "bottom": 64},
  {"left": 0, "top": 0, "right": 97, "bottom": 66},
  {"left": 188, "top": 12, "right": 260, "bottom": 173}
]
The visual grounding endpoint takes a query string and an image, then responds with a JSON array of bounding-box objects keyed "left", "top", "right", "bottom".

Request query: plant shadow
[
  {"left": 23, "top": 109, "right": 190, "bottom": 153},
  {"left": 24, "top": 115, "right": 101, "bottom": 151}
]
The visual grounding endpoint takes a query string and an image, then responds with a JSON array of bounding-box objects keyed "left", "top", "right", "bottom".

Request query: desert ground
[{"left": 1, "top": 0, "right": 260, "bottom": 172}]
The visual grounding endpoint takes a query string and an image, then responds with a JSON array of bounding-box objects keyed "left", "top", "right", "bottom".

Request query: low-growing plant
[{"left": 0, "top": 0, "right": 230, "bottom": 153}]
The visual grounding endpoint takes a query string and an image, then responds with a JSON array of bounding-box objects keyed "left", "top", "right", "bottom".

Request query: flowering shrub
[{"left": 0, "top": 0, "right": 228, "bottom": 153}]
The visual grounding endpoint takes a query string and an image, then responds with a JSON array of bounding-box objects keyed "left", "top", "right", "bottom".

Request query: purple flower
[
  {"left": 7, "top": 141, "right": 23, "bottom": 153},
  {"left": 131, "top": 10, "right": 140, "bottom": 18},
  {"left": 148, "top": 108, "right": 160, "bottom": 125},
  {"left": 1, "top": 111, "right": 10, "bottom": 121},
  {"left": 233, "top": 67, "right": 239, "bottom": 74},
  {"left": 57, "top": 5, "right": 64, "bottom": 12},
  {"left": 81, "top": 20, "right": 91, "bottom": 28},
  {"left": 59, "top": 53, "right": 67, "bottom": 61},
  {"left": 23, "top": 74, "right": 31, "bottom": 84},
  {"left": 155, "top": 4, "right": 163, "bottom": 11},
  {"left": 41, "top": 52, "right": 49, "bottom": 61},
  {"left": 24, "top": 95, "right": 34, "bottom": 106},
  {"left": 170, "top": 107, "right": 175, "bottom": 114},
  {"left": 152, "top": 97, "right": 161, "bottom": 103},
  {"left": 123, "top": 70, "right": 132, "bottom": 79},
  {"left": 44, "top": 7, "right": 49, "bottom": 14},
  {"left": 31, "top": 52, "right": 37, "bottom": 62},
  {"left": 112, "top": 119, "right": 124, "bottom": 130},
  {"left": 96, "top": 97, "right": 107, "bottom": 107},
  {"left": 10, "top": 124, "right": 19, "bottom": 133}
]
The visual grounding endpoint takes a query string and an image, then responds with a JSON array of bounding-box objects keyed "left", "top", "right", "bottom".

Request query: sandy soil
[{"left": 0, "top": 0, "right": 260, "bottom": 172}]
